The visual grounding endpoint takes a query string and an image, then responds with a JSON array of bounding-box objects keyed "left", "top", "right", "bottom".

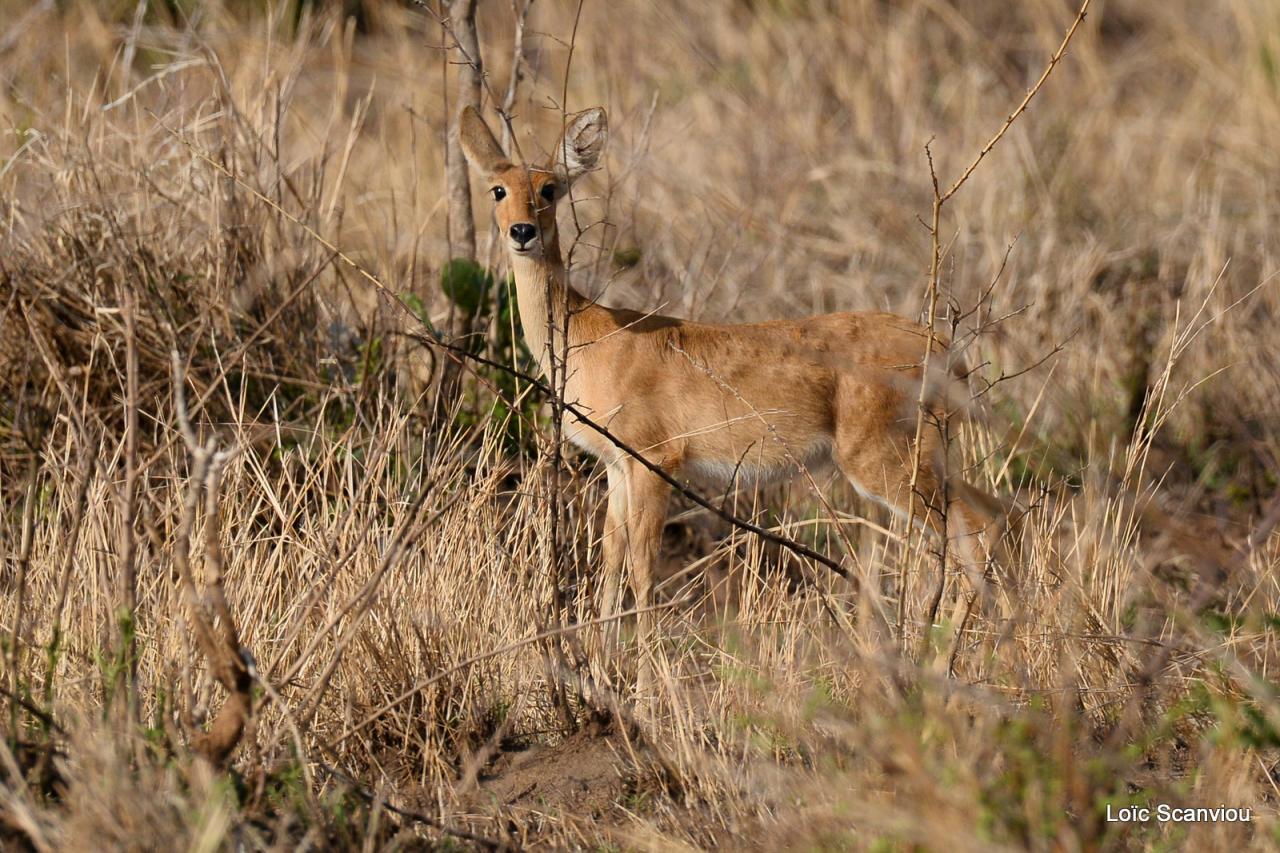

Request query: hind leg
[
  {"left": 834, "top": 433, "right": 994, "bottom": 582},
  {"left": 832, "top": 409, "right": 998, "bottom": 663}
]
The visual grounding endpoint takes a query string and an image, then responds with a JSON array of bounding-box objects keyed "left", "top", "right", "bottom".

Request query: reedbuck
[{"left": 461, "top": 106, "right": 1001, "bottom": 669}]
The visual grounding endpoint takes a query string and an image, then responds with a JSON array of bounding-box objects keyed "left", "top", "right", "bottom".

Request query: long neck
[{"left": 508, "top": 240, "right": 582, "bottom": 378}]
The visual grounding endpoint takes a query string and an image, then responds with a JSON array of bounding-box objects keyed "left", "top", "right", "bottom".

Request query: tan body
[{"left": 461, "top": 107, "right": 998, "bottom": 668}]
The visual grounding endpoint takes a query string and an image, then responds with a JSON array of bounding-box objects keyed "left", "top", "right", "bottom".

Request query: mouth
[{"left": 510, "top": 243, "right": 538, "bottom": 256}]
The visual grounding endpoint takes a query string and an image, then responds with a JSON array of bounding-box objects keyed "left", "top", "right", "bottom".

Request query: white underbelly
[{"left": 684, "top": 438, "right": 835, "bottom": 488}]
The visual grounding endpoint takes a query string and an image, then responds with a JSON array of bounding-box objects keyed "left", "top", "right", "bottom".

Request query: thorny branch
[
  {"left": 539, "top": 0, "right": 589, "bottom": 729},
  {"left": 903, "top": 0, "right": 1092, "bottom": 649}
]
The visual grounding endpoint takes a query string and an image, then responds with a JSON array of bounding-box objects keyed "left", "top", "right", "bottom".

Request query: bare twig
[
  {"left": 541, "top": 0, "right": 589, "bottom": 731},
  {"left": 116, "top": 281, "right": 141, "bottom": 720},
  {"left": 906, "top": 0, "right": 1092, "bottom": 654},
  {"left": 939, "top": 1, "right": 1094, "bottom": 206},
  {"left": 436, "top": 0, "right": 485, "bottom": 415}
]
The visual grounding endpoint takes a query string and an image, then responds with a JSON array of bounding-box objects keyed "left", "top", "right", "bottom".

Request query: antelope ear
[
  {"left": 459, "top": 106, "right": 510, "bottom": 176},
  {"left": 550, "top": 107, "right": 608, "bottom": 182}
]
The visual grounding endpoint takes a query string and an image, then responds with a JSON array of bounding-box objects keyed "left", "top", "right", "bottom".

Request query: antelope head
[{"left": 459, "top": 106, "right": 608, "bottom": 259}]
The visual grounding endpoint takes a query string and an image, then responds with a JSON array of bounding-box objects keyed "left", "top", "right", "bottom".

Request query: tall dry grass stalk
[{"left": 2, "top": 0, "right": 1279, "bottom": 848}]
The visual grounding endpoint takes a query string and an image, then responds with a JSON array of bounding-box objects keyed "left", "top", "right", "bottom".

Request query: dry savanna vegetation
[{"left": 3, "top": 0, "right": 1280, "bottom": 849}]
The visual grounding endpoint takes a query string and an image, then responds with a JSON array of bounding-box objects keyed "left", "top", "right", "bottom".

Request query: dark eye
[
  {"left": 540, "top": 184, "right": 557, "bottom": 202},
  {"left": 491, "top": 186, "right": 506, "bottom": 201}
]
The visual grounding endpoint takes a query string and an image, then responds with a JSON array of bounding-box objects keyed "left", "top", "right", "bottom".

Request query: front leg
[
  {"left": 600, "top": 459, "right": 672, "bottom": 697},
  {"left": 619, "top": 461, "right": 672, "bottom": 697}
]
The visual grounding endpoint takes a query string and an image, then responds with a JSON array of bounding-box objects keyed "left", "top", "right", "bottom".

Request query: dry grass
[{"left": 3, "top": 0, "right": 1280, "bottom": 849}]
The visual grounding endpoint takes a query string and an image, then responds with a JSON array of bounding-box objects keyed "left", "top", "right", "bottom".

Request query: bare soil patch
[{"left": 472, "top": 727, "right": 639, "bottom": 824}]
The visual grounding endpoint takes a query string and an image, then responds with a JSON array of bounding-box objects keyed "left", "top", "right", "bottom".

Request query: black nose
[{"left": 509, "top": 223, "right": 536, "bottom": 246}]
